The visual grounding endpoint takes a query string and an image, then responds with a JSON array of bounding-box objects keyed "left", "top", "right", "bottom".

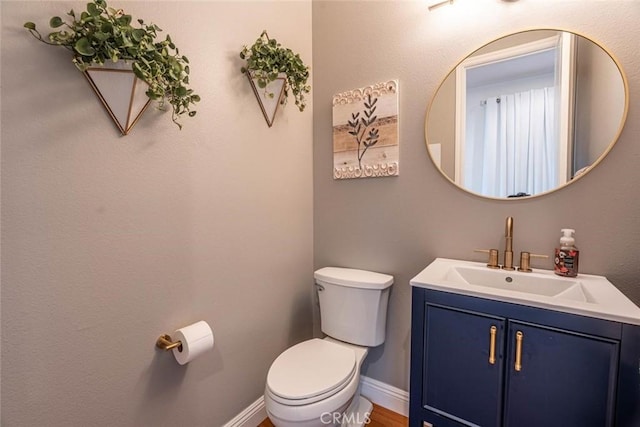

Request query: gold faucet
[{"left": 503, "top": 216, "right": 515, "bottom": 270}]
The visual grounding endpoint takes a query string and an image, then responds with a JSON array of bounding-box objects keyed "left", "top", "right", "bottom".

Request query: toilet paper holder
[{"left": 156, "top": 334, "right": 183, "bottom": 352}]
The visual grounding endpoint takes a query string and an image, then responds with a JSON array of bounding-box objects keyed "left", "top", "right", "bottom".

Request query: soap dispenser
[{"left": 554, "top": 229, "right": 579, "bottom": 277}]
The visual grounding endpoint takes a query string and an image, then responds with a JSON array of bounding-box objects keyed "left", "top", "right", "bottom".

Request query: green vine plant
[
  {"left": 348, "top": 94, "right": 380, "bottom": 169},
  {"left": 24, "top": 0, "right": 199, "bottom": 129},
  {"left": 240, "top": 31, "right": 310, "bottom": 112}
]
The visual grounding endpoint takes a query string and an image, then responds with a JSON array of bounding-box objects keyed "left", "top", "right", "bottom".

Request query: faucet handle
[
  {"left": 475, "top": 249, "right": 500, "bottom": 269},
  {"left": 517, "top": 251, "right": 549, "bottom": 272}
]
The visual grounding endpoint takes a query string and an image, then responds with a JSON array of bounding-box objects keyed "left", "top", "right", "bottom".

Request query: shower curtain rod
[{"left": 480, "top": 98, "right": 501, "bottom": 106}]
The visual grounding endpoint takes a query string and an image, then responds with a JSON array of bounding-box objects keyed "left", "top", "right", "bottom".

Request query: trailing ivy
[
  {"left": 240, "top": 31, "right": 310, "bottom": 112},
  {"left": 24, "top": 0, "right": 199, "bottom": 129}
]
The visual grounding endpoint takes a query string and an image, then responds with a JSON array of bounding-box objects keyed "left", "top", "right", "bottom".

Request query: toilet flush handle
[{"left": 316, "top": 284, "right": 325, "bottom": 291}]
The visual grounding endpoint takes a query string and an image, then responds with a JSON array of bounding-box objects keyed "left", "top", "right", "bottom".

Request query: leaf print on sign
[{"left": 332, "top": 81, "right": 399, "bottom": 180}]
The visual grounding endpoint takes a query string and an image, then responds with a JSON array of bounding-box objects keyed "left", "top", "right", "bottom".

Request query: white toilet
[{"left": 264, "top": 267, "right": 394, "bottom": 427}]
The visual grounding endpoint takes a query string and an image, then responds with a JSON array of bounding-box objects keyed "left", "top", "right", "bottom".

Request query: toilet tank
[{"left": 314, "top": 267, "right": 393, "bottom": 347}]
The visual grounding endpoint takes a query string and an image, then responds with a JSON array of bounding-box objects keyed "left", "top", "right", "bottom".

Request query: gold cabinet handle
[
  {"left": 514, "top": 331, "right": 523, "bottom": 371},
  {"left": 489, "top": 325, "right": 497, "bottom": 364}
]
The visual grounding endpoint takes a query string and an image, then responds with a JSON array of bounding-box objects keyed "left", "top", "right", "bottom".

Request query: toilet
[{"left": 264, "top": 267, "right": 394, "bottom": 427}]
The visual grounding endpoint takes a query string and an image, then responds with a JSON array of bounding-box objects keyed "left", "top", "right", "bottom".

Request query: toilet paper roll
[{"left": 172, "top": 320, "right": 214, "bottom": 365}]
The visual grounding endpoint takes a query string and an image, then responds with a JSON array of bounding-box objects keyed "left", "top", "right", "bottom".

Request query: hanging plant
[
  {"left": 23, "top": 0, "right": 199, "bottom": 129},
  {"left": 240, "top": 31, "right": 310, "bottom": 112}
]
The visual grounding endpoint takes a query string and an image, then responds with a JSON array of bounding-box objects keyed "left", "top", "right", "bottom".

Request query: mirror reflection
[{"left": 426, "top": 30, "right": 628, "bottom": 199}]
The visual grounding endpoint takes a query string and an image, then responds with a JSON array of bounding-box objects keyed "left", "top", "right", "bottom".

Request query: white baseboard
[
  {"left": 224, "top": 377, "right": 409, "bottom": 426},
  {"left": 222, "top": 395, "right": 267, "bottom": 427},
  {"left": 359, "top": 375, "right": 409, "bottom": 417}
]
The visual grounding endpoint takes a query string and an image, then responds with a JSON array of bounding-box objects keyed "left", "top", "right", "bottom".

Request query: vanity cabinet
[{"left": 410, "top": 288, "right": 640, "bottom": 427}]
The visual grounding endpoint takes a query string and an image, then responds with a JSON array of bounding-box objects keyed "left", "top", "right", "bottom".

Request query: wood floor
[{"left": 258, "top": 403, "right": 408, "bottom": 427}]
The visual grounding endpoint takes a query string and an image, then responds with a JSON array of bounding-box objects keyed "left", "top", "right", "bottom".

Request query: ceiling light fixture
[{"left": 428, "top": 0, "right": 454, "bottom": 11}]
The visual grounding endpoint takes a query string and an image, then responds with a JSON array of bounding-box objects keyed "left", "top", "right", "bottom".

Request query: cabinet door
[
  {"left": 423, "top": 303, "right": 505, "bottom": 427},
  {"left": 504, "top": 321, "right": 619, "bottom": 427}
]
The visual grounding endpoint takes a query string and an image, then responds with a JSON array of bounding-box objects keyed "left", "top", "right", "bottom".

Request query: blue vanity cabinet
[
  {"left": 503, "top": 320, "right": 618, "bottom": 427},
  {"left": 422, "top": 303, "right": 506, "bottom": 426},
  {"left": 410, "top": 287, "right": 640, "bottom": 427}
]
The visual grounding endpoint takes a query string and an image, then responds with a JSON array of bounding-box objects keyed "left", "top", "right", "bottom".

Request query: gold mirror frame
[{"left": 425, "top": 28, "right": 629, "bottom": 200}]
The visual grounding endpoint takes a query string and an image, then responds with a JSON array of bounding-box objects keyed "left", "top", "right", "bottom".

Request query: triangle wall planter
[
  {"left": 83, "top": 61, "right": 151, "bottom": 135},
  {"left": 246, "top": 71, "right": 286, "bottom": 128}
]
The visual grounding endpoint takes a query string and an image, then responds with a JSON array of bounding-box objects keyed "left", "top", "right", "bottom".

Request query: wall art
[{"left": 332, "top": 80, "right": 399, "bottom": 179}]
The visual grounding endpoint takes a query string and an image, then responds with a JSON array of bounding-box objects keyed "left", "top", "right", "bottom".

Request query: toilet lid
[{"left": 267, "top": 339, "right": 356, "bottom": 401}]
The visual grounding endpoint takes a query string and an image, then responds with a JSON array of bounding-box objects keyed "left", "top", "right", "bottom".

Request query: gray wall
[
  {"left": 1, "top": 1, "right": 312, "bottom": 426},
  {"left": 4, "top": 0, "right": 640, "bottom": 424},
  {"left": 313, "top": 0, "right": 640, "bottom": 391},
  {"left": 575, "top": 35, "right": 627, "bottom": 170}
]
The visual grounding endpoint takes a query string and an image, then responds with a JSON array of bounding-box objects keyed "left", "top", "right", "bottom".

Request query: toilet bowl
[
  {"left": 264, "top": 338, "right": 368, "bottom": 427},
  {"left": 264, "top": 267, "right": 393, "bottom": 427}
]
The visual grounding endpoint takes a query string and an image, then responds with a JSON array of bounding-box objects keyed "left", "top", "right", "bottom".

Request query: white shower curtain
[{"left": 467, "top": 87, "right": 557, "bottom": 198}]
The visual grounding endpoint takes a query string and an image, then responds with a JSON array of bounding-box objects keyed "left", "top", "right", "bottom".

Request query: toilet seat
[{"left": 266, "top": 339, "right": 356, "bottom": 406}]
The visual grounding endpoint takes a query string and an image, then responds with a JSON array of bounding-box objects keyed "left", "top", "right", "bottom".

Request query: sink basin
[
  {"left": 445, "top": 265, "right": 593, "bottom": 302},
  {"left": 411, "top": 258, "right": 640, "bottom": 325}
]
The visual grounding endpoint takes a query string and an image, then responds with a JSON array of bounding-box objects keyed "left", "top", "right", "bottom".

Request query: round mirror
[{"left": 426, "top": 29, "right": 628, "bottom": 199}]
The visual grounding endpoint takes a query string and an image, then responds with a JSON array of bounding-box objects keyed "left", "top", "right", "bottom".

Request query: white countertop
[{"left": 410, "top": 258, "right": 640, "bottom": 326}]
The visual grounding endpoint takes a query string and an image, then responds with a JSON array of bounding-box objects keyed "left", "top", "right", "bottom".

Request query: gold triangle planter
[
  {"left": 24, "top": 1, "right": 199, "bottom": 132},
  {"left": 246, "top": 71, "right": 286, "bottom": 128},
  {"left": 82, "top": 61, "right": 151, "bottom": 136}
]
